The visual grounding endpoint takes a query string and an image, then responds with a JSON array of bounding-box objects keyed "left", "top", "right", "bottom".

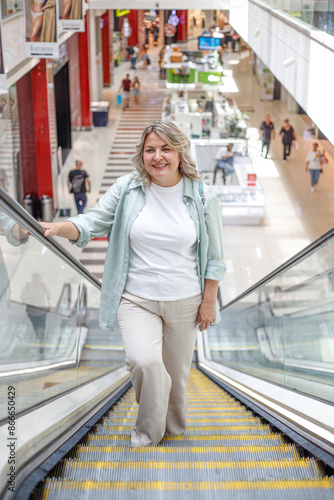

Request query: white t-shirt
[
  {"left": 307, "top": 150, "right": 321, "bottom": 170},
  {"left": 133, "top": 46, "right": 139, "bottom": 56},
  {"left": 125, "top": 178, "right": 201, "bottom": 300},
  {"left": 215, "top": 146, "right": 233, "bottom": 160}
]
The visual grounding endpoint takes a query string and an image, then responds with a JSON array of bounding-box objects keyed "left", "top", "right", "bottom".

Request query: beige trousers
[{"left": 117, "top": 291, "right": 202, "bottom": 447}]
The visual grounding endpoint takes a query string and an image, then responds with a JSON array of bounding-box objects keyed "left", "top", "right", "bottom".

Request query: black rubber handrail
[
  {"left": 222, "top": 225, "right": 334, "bottom": 310},
  {"left": 0, "top": 187, "right": 102, "bottom": 290}
]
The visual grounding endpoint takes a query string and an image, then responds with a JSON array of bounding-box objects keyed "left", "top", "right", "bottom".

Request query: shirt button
[{"left": 186, "top": 202, "right": 189, "bottom": 205}]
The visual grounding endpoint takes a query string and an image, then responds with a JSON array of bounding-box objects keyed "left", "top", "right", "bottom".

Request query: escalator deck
[{"left": 33, "top": 368, "right": 334, "bottom": 499}]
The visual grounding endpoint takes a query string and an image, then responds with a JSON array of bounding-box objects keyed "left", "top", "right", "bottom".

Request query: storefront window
[
  {"left": 262, "top": 0, "right": 334, "bottom": 36},
  {"left": 0, "top": 87, "right": 22, "bottom": 201},
  {"left": 1, "top": 0, "right": 23, "bottom": 18}
]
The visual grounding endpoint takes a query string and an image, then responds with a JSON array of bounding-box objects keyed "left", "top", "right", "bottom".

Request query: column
[
  {"left": 31, "top": 60, "right": 53, "bottom": 198},
  {"left": 101, "top": 11, "right": 112, "bottom": 86},
  {"left": 177, "top": 11, "right": 188, "bottom": 42},
  {"left": 16, "top": 73, "right": 38, "bottom": 198},
  {"left": 78, "top": 14, "right": 92, "bottom": 129}
]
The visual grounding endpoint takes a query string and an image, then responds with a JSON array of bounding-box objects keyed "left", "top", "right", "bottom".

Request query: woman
[
  {"left": 29, "top": 0, "right": 45, "bottom": 42},
  {"left": 40, "top": 121, "right": 226, "bottom": 447},
  {"left": 40, "top": 0, "right": 56, "bottom": 43},
  {"left": 132, "top": 76, "right": 140, "bottom": 108},
  {"left": 279, "top": 119, "right": 297, "bottom": 162}
]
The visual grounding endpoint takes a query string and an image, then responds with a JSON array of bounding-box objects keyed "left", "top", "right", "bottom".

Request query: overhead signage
[
  {"left": 116, "top": 9, "right": 130, "bottom": 17},
  {"left": 164, "top": 23, "right": 176, "bottom": 37},
  {"left": 58, "top": 0, "right": 84, "bottom": 32},
  {"left": 24, "top": 0, "right": 59, "bottom": 59}
]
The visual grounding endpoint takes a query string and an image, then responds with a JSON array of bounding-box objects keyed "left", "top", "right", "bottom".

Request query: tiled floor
[{"left": 57, "top": 43, "right": 334, "bottom": 306}]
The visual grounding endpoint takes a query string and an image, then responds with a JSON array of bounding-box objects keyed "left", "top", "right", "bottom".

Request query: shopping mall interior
[{"left": 0, "top": 3, "right": 334, "bottom": 499}]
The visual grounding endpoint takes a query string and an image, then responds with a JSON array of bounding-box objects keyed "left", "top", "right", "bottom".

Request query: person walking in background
[
  {"left": 120, "top": 74, "right": 132, "bottom": 109},
  {"left": 141, "top": 45, "right": 149, "bottom": 68},
  {"left": 39, "top": 120, "right": 225, "bottom": 448},
  {"left": 259, "top": 114, "right": 275, "bottom": 158},
  {"left": 132, "top": 76, "right": 140, "bottom": 108},
  {"left": 130, "top": 44, "right": 139, "bottom": 69},
  {"left": 279, "top": 119, "right": 297, "bottom": 162},
  {"left": 152, "top": 14, "right": 160, "bottom": 45},
  {"left": 68, "top": 160, "right": 91, "bottom": 214},
  {"left": 305, "top": 142, "right": 322, "bottom": 192}
]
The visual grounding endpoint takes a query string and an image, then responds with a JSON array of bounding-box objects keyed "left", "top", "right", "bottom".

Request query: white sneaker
[{"left": 311, "top": 187, "right": 315, "bottom": 192}]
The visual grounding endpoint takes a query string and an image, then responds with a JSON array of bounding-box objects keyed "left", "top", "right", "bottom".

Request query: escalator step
[
  {"left": 41, "top": 478, "right": 334, "bottom": 500},
  {"left": 74, "top": 444, "right": 298, "bottom": 461},
  {"left": 33, "top": 368, "right": 334, "bottom": 500}
]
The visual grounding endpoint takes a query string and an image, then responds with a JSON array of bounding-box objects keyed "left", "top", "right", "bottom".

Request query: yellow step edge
[
  {"left": 64, "top": 458, "right": 314, "bottom": 470},
  {"left": 45, "top": 479, "right": 333, "bottom": 491},
  {"left": 105, "top": 418, "right": 262, "bottom": 424},
  {"left": 89, "top": 434, "right": 283, "bottom": 443},
  {"left": 78, "top": 445, "right": 297, "bottom": 457},
  {"left": 102, "top": 425, "right": 270, "bottom": 432}
]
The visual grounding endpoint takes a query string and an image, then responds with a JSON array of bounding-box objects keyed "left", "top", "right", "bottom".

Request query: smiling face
[{"left": 143, "top": 132, "right": 182, "bottom": 187}]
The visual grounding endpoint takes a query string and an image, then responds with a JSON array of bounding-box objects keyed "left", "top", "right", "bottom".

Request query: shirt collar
[{"left": 128, "top": 174, "right": 195, "bottom": 198}]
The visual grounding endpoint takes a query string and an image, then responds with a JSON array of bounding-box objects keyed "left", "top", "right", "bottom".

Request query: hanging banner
[
  {"left": 25, "top": 0, "right": 59, "bottom": 59},
  {"left": 0, "top": 3, "right": 7, "bottom": 93},
  {"left": 59, "top": 0, "right": 84, "bottom": 32},
  {"left": 116, "top": 9, "right": 130, "bottom": 17}
]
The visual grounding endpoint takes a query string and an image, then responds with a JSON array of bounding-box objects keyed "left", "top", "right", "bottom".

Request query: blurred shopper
[
  {"left": 68, "top": 160, "right": 91, "bottom": 214},
  {"left": 279, "top": 119, "right": 297, "bottom": 162},
  {"left": 152, "top": 15, "right": 160, "bottom": 45},
  {"left": 143, "top": 12, "right": 152, "bottom": 45},
  {"left": 130, "top": 44, "right": 139, "bottom": 69},
  {"left": 39, "top": 120, "right": 226, "bottom": 448},
  {"left": 141, "top": 45, "right": 149, "bottom": 68},
  {"left": 213, "top": 143, "right": 234, "bottom": 184},
  {"left": 120, "top": 74, "right": 132, "bottom": 109},
  {"left": 259, "top": 114, "right": 275, "bottom": 158},
  {"left": 305, "top": 142, "right": 322, "bottom": 192},
  {"left": 132, "top": 76, "right": 140, "bottom": 108},
  {"left": 22, "top": 273, "right": 51, "bottom": 358}
]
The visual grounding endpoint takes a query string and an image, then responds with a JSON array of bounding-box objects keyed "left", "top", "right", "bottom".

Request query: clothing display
[{"left": 40, "top": 0, "right": 56, "bottom": 43}]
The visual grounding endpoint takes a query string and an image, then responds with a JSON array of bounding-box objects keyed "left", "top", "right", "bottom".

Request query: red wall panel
[
  {"left": 177, "top": 11, "right": 188, "bottom": 42},
  {"left": 78, "top": 14, "right": 92, "bottom": 128},
  {"left": 68, "top": 34, "right": 82, "bottom": 128},
  {"left": 31, "top": 60, "right": 53, "bottom": 198},
  {"left": 101, "top": 11, "right": 111, "bottom": 86},
  {"left": 16, "top": 73, "right": 38, "bottom": 198}
]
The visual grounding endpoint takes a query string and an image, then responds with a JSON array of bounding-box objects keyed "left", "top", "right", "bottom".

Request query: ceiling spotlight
[
  {"left": 253, "top": 29, "right": 261, "bottom": 37},
  {"left": 283, "top": 57, "right": 296, "bottom": 67}
]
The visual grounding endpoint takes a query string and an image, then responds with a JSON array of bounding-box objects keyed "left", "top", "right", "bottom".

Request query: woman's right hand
[{"left": 39, "top": 222, "right": 60, "bottom": 237}]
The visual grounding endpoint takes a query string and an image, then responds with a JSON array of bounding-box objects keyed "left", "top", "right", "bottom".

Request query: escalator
[
  {"left": 32, "top": 368, "right": 333, "bottom": 499},
  {"left": 0, "top": 187, "right": 333, "bottom": 500}
]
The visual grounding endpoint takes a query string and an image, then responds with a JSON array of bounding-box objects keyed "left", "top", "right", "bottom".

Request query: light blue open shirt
[{"left": 68, "top": 174, "right": 226, "bottom": 330}]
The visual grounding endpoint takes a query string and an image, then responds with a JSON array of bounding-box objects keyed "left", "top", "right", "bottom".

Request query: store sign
[
  {"left": 164, "top": 23, "right": 176, "bottom": 37},
  {"left": 247, "top": 173, "right": 257, "bottom": 186},
  {"left": 58, "top": 0, "right": 84, "bottom": 32},
  {"left": 0, "top": 3, "right": 7, "bottom": 93},
  {"left": 116, "top": 9, "right": 130, "bottom": 17},
  {"left": 168, "top": 10, "right": 179, "bottom": 27},
  {"left": 24, "top": 0, "right": 59, "bottom": 58}
]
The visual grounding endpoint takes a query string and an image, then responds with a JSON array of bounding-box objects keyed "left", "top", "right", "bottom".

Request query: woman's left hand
[{"left": 196, "top": 300, "right": 216, "bottom": 332}]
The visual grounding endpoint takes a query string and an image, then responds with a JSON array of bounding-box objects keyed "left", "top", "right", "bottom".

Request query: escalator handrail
[
  {"left": 0, "top": 187, "right": 102, "bottom": 290},
  {"left": 221, "top": 224, "right": 334, "bottom": 310}
]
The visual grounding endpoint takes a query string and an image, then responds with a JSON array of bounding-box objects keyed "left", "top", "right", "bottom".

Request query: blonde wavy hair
[{"left": 131, "top": 121, "right": 201, "bottom": 185}]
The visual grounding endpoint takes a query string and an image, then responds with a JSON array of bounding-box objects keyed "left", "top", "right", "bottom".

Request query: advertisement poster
[
  {"left": 25, "top": 0, "right": 59, "bottom": 58},
  {"left": 58, "top": 0, "right": 84, "bottom": 32},
  {"left": 0, "top": 4, "right": 7, "bottom": 93}
]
